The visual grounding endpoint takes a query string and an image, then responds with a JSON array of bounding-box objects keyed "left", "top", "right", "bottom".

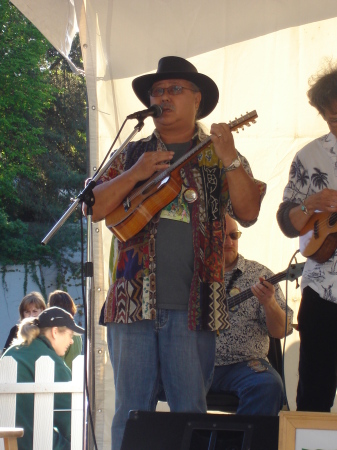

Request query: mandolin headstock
[{"left": 228, "top": 110, "right": 258, "bottom": 133}]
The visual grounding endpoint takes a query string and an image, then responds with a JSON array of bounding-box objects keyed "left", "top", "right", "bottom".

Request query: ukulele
[
  {"left": 227, "top": 262, "right": 304, "bottom": 310},
  {"left": 105, "top": 111, "right": 258, "bottom": 242},
  {"left": 300, "top": 211, "right": 337, "bottom": 263}
]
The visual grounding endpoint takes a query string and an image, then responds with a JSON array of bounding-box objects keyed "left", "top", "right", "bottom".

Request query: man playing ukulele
[
  {"left": 89, "top": 56, "right": 265, "bottom": 450},
  {"left": 277, "top": 61, "right": 337, "bottom": 412}
]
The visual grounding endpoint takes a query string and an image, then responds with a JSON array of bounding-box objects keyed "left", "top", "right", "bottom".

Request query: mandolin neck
[
  {"left": 169, "top": 136, "right": 212, "bottom": 172},
  {"left": 130, "top": 110, "right": 257, "bottom": 199},
  {"left": 131, "top": 136, "right": 212, "bottom": 199}
]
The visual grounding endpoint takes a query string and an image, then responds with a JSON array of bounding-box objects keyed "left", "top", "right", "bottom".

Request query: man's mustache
[{"left": 160, "top": 102, "right": 175, "bottom": 111}]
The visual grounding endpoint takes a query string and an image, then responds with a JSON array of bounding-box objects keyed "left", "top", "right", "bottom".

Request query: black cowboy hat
[{"left": 132, "top": 56, "right": 219, "bottom": 119}]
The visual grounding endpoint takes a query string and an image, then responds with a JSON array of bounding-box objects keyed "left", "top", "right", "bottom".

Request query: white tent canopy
[{"left": 11, "top": 1, "right": 337, "bottom": 448}]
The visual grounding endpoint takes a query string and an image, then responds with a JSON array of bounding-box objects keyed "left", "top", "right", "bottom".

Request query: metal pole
[{"left": 41, "top": 120, "right": 145, "bottom": 449}]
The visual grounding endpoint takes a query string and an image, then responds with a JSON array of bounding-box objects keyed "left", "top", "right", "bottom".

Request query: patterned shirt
[
  {"left": 215, "top": 254, "right": 293, "bottom": 365},
  {"left": 102, "top": 125, "right": 266, "bottom": 331},
  {"left": 282, "top": 132, "right": 337, "bottom": 303}
]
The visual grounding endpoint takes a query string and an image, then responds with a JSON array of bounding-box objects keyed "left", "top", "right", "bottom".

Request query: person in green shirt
[
  {"left": 48, "top": 290, "right": 83, "bottom": 370},
  {"left": 1, "top": 306, "right": 84, "bottom": 450}
]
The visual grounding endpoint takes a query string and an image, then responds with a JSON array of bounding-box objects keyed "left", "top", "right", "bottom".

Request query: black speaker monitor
[
  {"left": 121, "top": 411, "right": 279, "bottom": 450},
  {"left": 181, "top": 419, "right": 253, "bottom": 450}
]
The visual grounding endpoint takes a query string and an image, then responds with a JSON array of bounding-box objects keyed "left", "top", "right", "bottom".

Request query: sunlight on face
[
  {"left": 150, "top": 79, "right": 201, "bottom": 132},
  {"left": 53, "top": 328, "right": 74, "bottom": 357}
]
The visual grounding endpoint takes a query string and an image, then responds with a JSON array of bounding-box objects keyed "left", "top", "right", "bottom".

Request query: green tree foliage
[
  {"left": 0, "top": 1, "right": 87, "bottom": 288},
  {"left": 0, "top": 1, "right": 55, "bottom": 212}
]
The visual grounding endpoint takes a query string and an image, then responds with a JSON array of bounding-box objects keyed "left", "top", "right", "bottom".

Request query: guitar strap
[{"left": 225, "top": 268, "right": 243, "bottom": 296}]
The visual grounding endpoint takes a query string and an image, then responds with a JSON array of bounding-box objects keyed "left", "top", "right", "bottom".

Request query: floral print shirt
[
  {"left": 282, "top": 132, "right": 337, "bottom": 303},
  {"left": 102, "top": 125, "right": 266, "bottom": 330},
  {"left": 215, "top": 254, "right": 293, "bottom": 365}
]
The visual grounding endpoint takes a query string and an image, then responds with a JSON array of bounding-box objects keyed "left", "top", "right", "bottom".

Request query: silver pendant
[{"left": 183, "top": 188, "right": 198, "bottom": 203}]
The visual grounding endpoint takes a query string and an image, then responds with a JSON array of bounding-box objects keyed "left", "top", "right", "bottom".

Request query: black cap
[{"left": 38, "top": 307, "right": 84, "bottom": 334}]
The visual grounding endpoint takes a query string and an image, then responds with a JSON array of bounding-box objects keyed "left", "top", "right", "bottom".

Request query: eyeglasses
[
  {"left": 148, "top": 85, "right": 199, "bottom": 97},
  {"left": 225, "top": 231, "right": 242, "bottom": 240}
]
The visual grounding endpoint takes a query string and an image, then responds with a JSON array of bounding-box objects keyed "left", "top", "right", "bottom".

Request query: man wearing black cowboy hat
[{"left": 90, "top": 56, "right": 266, "bottom": 450}]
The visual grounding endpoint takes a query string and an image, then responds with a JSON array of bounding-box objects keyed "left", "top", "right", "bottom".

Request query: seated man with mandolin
[
  {"left": 210, "top": 215, "right": 293, "bottom": 416},
  {"left": 277, "top": 61, "right": 337, "bottom": 412},
  {"left": 89, "top": 56, "right": 266, "bottom": 450}
]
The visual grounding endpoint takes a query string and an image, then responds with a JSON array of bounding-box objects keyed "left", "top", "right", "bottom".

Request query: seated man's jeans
[
  {"left": 210, "top": 358, "right": 284, "bottom": 416},
  {"left": 107, "top": 309, "right": 216, "bottom": 450}
]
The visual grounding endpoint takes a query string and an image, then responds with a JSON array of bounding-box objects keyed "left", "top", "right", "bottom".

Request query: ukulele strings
[
  {"left": 127, "top": 111, "right": 256, "bottom": 201},
  {"left": 312, "top": 212, "right": 337, "bottom": 233},
  {"left": 229, "top": 272, "right": 286, "bottom": 307},
  {"left": 127, "top": 137, "right": 212, "bottom": 201}
]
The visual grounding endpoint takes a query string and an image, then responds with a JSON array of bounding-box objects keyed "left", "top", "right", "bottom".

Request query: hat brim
[
  {"left": 67, "top": 323, "right": 85, "bottom": 335},
  {"left": 132, "top": 72, "right": 219, "bottom": 119}
]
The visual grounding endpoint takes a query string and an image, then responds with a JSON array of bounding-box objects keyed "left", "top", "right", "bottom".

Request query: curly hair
[{"left": 307, "top": 59, "right": 337, "bottom": 115}]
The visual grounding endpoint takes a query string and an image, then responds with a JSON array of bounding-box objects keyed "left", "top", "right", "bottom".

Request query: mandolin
[
  {"left": 105, "top": 110, "right": 258, "bottom": 242},
  {"left": 227, "top": 262, "right": 304, "bottom": 310},
  {"left": 300, "top": 211, "right": 337, "bottom": 263}
]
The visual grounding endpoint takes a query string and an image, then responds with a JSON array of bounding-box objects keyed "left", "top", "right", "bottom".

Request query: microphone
[{"left": 127, "top": 104, "right": 162, "bottom": 120}]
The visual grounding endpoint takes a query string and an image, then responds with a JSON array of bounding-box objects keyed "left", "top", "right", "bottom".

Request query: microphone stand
[{"left": 41, "top": 119, "right": 145, "bottom": 449}]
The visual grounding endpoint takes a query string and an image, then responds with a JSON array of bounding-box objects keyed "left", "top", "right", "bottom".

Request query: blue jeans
[
  {"left": 106, "top": 309, "right": 216, "bottom": 450},
  {"left": 210, "top": 359, "right": 284, "bottom": 416}
]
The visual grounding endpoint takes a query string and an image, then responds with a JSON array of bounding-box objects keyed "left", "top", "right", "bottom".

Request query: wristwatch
[{"left": 223, "top": 155, "right": 241, "bottom": 172}]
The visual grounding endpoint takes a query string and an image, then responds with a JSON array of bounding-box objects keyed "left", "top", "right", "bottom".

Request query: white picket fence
[{"left": 0, "top": 354, "right": 84, "bottom": 450}]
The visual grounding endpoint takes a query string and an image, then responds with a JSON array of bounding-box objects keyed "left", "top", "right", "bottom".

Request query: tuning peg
[
  {"left": 236, "top": 130, "right": 239, "bottom": 133},
  {"left": 246, "top": 123, "right": 251, "bottom": 127}
]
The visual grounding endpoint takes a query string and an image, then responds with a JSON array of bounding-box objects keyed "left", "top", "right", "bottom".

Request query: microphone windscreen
[{"left": 150, "top": 104, "right": 162, "bottom": 118}]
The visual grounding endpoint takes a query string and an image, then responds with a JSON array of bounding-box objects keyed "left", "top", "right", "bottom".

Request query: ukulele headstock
[{"left": 229, "top": 110, "right": 258, "bottom": 133}]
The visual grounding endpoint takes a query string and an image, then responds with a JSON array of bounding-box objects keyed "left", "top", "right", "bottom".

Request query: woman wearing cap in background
[
  {"left": 1, "top": 306, "right": 84, "bottom": 450},
  {"left": 48, "top": 290, "right": 83, "bottom": 369}
]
